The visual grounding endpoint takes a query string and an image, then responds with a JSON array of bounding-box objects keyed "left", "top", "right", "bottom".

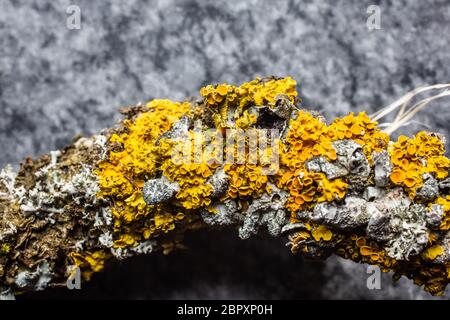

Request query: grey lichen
[
  {"left": 296, "top": 184, "right": 434, "bottom": 261},
  {"left": 298, "top": 196, "right": 370, "bottom": 231},
  {"left": 428, "top": 204, "right": 444, "bottom": 229},
  {"left": 0, "top": 287, "right": 14, "bottom": 300},
  {"left": 366, "top": 188, "right": 429, "bottom": 260},
  {"left": 305, "top": 156, "right": 348, "bottom": 180},
  {"left": 143, "top": 175, "right": 180, "bottom": 205},
  {"left": 332, "top": 140, "right": 370, "bottom": 191},
  {"left": 201, "top": 184, "right": 290, "bottom": 240},
  {"left": 438, "top": 173, "right": 450, "bottom": 190},
  {"left": 200, "top": 200, "right": 240, "bottom": 227},
  {"left": 206, "top": 167, "right": 229, "bottom": 198},
  {"left": 373, "top": 150, "right": 392, "bottom": 187},
  {"left": 0, "top": 165, "right": 19, "bottom": 200},
  {"left": 15, "top": 261, "right": 53, "bottom": 291},
  {"left": 281, "top": 222, "right": 307, "bottom": 235},
  {"left": 156, "top": 115, "right": 191, "bottom": 145},
  {"left": 416, "top": 173, "right": 439, "bottom": 202},
  {"left": 238, "top": 184, "right": 289, "bottom": 239},
  {"left": 306, "top": 140, "right": 370, "bottom": 190}
]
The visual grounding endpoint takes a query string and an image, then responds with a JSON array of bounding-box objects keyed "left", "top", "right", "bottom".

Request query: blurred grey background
[{"left": 1, "top": 0, "right": 450, "bottom": 299}]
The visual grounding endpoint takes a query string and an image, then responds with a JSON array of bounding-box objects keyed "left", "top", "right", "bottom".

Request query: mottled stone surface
[{"left": 1, "top": 0, "right": 450, "bottom": 299}]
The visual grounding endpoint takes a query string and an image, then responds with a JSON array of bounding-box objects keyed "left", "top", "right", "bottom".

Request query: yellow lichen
[
  {"left": 278, "top": 110, "right": 347, "bottom": 216},
  {"left": 200, "top": 77, "right": 297, "bottom": 127},
  {"left": 225, "top": 162, "right": 270, "bottom": 199},
  {"left": 422, "top": 245, "right": 445, "bottom": 261},
  {"left": 282, "top": 110, "right": 337, "bottom": 169},
  {"left": 327, "top": 112, "right": 389, "bottom": 162},
  {"left": 235, "top": 110, "right": 258, "bottom": 129},
  {"left": 389, "top": 132, "right": 450, "bottom": 198},
  {"left": 0, "top": 243, "right": 10, "bottom": 255},
  {"left": 278, "top": 169, "right": 347, "bottom": 214},
  {"left": 238, "top": 77, "right": 298, "bottom": 107},
  {"left": 96, "top": 99, "right": 190, "bottom": 246},
  {"left": 434, "top": 196, "right": 450, "bottom": 231},
  {"left": 69, "top": 250, "right": 109, "bottom": 280},
  {"left": 311, "top": 225, "right": 333, "bottom": 241}
]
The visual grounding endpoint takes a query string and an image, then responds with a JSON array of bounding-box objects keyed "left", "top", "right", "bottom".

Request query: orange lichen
[
  {"left": 389, "top": 132, "right": 450, "bottom": 198},
  {"left": 200, "top": 77, "right": 297, "bottom": 127},
  {"left": 327, "top": 112, "right": 389, "bottom": 162},
  {"left": 336, "top": 235, "right": 397, "bottom": 271},
  {"left": 69, "top": 250, "right": 109, "bottom": 280},
  {"left": 278, "top": 110, "right": 347, "bottom": 216},
  {"left": 279, "top": 169, "right": 347, "bottom": 214},
  {"left": 422, "top": 245, "right": 445, "bottom": 261},
  {"left": 96, "top": 99, "right": 190, "bottom": 247},
  {"left": 238, "top": 77, "right": 298, "bottom": 107},
  {"left": 311, "top": 225, "right": 333, "bottom": 241},
  {"left": 225, "top": 162, "right": 270, "bottom": 199},
  {"left": 282, "top": 110, "right": 337, "bottom": 170}
]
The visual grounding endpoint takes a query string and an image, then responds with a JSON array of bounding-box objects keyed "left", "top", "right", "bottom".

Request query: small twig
[{"left": 370, "top": 84, "right": 450, "bottom": 135}]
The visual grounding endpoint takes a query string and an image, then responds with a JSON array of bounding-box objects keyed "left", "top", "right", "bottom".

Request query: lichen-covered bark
[{"left": 1, "top": 76, "right": 450, "bottom": 299}]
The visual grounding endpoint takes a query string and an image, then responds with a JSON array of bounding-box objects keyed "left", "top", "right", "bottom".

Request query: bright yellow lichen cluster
[
  {"left": 159, "top": 129, "right": 223, "bottom": 210},
  {"left": 278, "top": 110, "right": 388, "bottom": 216},
  {"left": 235, "top": 110, "right": 258, "bottom": 129},
  {"left": 238, "top": 77, "right": 298, "bottom": 107},
  {"left": 96, "top": 99, "right": 190, "bottom": 249},
  {"left": 200, "top": 77, "right": 297, "bottom": 127},
  {"left": 200, "top": 83, "right": 238, "bottom": 108},
  {"left": 278, "top": 170, "right": 347, "bottom": 213},
  {"left": 277, "top": 110, "right": 347, "bottom": 215},
  {"left": 336, "top": 235, "right": 397, "bottom": 270},
  {"left": 141, "top": 207, "right": 188, "bottom": 239},
  {"left": 201, "top": 77, "right": 297, "bottom": 109},
  {"left": 70, "top": 250, "right": 109, "bottom": 280},
  {"left": 311, "top": 225, "right": 333, "bottom": 242},
  {"left": 327, "top": 112, "right": 390, "bottom": 162},
  {"left": 162, "top": 157, "right": 215, "bottom": 210},
  {"left": 422, "top": 245, "right": 445, "bottom": 261},
  {"left": 224, "top": 162, "right": 271, "bottom": 199},
  {"left": 223, "top": 131, "right": 275, "bottom": 199},
  {"left": 282, "top": 110, "right": 337, "bottom": 168},
  {"left": 389, "top": 132, "right": 450, "bottom": 198}
]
